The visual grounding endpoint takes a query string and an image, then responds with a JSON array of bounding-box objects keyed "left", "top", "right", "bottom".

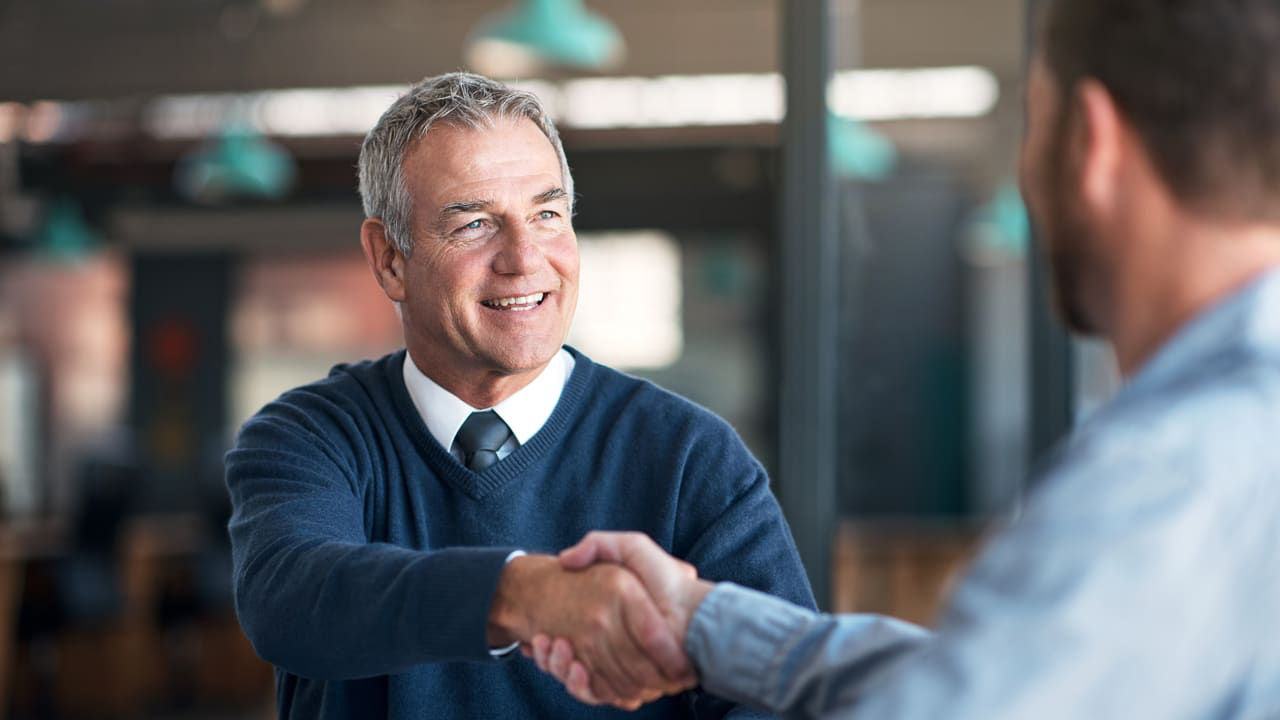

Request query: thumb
[{"left": 621, "top": 588, "right": 693, "bottom": 684}]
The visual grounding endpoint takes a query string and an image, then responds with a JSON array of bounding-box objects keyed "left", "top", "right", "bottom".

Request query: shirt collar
[
  {"left": 401, "top": 348, "right": 574, "bottom": 452},
  {"left": 1123, "top": 266, "right": 1280, "bottom": 400}
]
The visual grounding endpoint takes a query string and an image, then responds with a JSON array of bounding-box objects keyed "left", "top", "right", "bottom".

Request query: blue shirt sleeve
[{"left": 688, "top": 583, "right": 929, "bottom": 715}]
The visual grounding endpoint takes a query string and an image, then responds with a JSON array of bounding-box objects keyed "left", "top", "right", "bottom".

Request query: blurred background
[{"left": 0, "top": 0, "right": 1118, "bottom": 717}]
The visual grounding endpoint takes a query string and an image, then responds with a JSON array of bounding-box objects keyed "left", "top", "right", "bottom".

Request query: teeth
[{"left": 485, "top": 292, "right": 545, "bottom": 309}]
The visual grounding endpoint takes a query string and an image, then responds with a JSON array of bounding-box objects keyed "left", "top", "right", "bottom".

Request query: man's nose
[{"left": 492, "top": 222, "right": 543, "bottom": 275}]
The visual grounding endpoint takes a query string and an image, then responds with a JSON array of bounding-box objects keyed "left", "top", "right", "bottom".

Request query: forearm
[
  {"left": 686, "top": 583, "right": 930, "bottom": 717},
  {"left": 235, "top": 537, "right": 514, "bottom": 679}
]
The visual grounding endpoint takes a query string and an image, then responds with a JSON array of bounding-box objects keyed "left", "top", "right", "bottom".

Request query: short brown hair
[{"left": 1043, "top": 0, "right": 1280, "bottom": 221}]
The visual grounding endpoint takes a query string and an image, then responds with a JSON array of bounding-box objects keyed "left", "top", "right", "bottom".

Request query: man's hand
[
  {"left": 525, "top": 532, "right": 715, "bottom": 708},
  {"left": 488, "top": 553, "right": 694, "bottom": 709}
]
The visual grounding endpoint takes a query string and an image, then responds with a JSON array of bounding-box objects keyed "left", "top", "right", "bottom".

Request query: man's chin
[{"left": 479, "top": 342, "right": 563, "bottom": 377}]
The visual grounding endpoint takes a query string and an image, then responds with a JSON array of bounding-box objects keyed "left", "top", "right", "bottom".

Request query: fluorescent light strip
[
  {"left": 558, "top": 73, "right": 784, "bottom": 129},
  {"left": 828, "top": 66, "right": 1000, "bottom": 121},
  {"left": 12, "top": 67, "right": 1000, "bottom": 142},
  {"left": 555, "top": 66, "right": 998, "bottom": 129},
  {"left": 144, "top": 85, "right": 406, "bottom": 139}
]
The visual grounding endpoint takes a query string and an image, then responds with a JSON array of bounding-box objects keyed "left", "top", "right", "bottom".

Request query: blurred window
[
  {"left": 829, "top": 0, "right": 1029, "bottom": 520},
  {"left": 0, "top": 340, "right": 39, "bottom": 515},
  {"left": 228, "top": 250, "right": 401, "bottom": 432},
  {"left": 568, "top": 231, "right": 682, "bottom": 371},
  {"left": 0, "top": 253, "right": 129, "bottom": 513}
]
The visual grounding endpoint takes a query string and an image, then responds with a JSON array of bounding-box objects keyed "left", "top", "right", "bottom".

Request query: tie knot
[{"left": 455, "top": 410, "right": 512, "bottom": 471}]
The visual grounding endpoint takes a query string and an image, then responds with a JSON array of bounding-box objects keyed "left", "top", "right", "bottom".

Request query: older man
[
  {"left": 224, "top": 72, "right": 814, "bottom": 719},
  {"left": 533, "top": 1, "right": 1280, "bottom": 717}
]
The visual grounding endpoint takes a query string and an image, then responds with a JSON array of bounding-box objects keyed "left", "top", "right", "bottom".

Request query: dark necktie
[{"left": 455, "top": 410, "right": 513, "bottom": 471}]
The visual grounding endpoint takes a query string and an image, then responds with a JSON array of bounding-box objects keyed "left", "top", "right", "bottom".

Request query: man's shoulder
[
  {"left": 578, "top": 352, "right": 735, "bottom": 435},
  {"left": 1035, "top": 355, "right": 1280, "bottom": 517},
  {"left": 1080, "top": 353, "right": 1280, "bottom": 461},
  {"left": 237, "top": 350, "right": 405, "bottom": 439}
]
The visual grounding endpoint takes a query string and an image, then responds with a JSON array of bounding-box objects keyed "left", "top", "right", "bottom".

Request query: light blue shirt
[{"left": 688, "top": 268, "right": 1280, "bottom": 719}]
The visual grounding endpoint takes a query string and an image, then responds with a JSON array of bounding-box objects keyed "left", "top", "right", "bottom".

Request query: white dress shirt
[{"left": 401, "top": 348, "right": 575, "bottom": 463}]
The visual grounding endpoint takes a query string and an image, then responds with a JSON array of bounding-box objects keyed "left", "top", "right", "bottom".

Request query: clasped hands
[{"left": 487, "top": 532, "right": 713, "bottom": 710}]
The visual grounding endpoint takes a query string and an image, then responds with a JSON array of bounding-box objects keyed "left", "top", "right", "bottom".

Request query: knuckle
[
  {"left": 600, "top": 567, "right": 633, "bottom": 594},
  {"left": 633, "top": 618, "right": 665, "bottom": 649},
  {"left": 584, "top": 607, "right": 612, "bottom": 631}
]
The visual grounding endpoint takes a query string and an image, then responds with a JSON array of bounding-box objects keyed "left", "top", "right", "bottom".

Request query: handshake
[{"left": 487, "top": 532, "right": 715, "bottom": 710}]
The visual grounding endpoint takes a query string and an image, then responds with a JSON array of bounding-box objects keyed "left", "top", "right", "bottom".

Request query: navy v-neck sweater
[{"left": 225, "top": 348, "right": 814, "bottom": 719}]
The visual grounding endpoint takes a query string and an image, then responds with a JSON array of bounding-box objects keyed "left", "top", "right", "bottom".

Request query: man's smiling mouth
[{"left": 481, "top": 292, "right": 547, "bottom": 311}]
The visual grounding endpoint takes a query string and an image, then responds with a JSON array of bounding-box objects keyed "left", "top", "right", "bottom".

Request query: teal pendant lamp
[
  {"left": 828, "top": 113, "right": 897, "bottom": 182},
  {"left": 468, "top": 0, "right": 624, "bottom": 75},
  {"left": 972, "top": 181, "right": 1031, "bottom": 257},
  {"left": 32, "top": 197, "right": 99, "bottom": 260},
  {"left": 175, "top": 124, "right": 296, "bottom": 204}
]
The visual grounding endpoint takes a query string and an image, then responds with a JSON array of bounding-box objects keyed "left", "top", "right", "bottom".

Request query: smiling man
[{"left": 223, "top": 72, "right": 814, "bottom": 720}]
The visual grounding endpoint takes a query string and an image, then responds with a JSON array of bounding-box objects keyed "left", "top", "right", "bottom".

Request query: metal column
[{"left": 778, "top": 0, "right": 840, "bottom": 608}]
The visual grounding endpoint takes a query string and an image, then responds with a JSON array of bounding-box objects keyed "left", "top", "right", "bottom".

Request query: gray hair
[{"left": 358, "top": 72, "right": 574, "bottom": 255}]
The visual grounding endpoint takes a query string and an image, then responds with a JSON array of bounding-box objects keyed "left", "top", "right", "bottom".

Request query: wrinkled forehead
[
  {"left": 401, "top": 116, "right": 568, "bottom": 221},
  {"left": 404, "top": 117, "right": 564, "bottom": 201}
]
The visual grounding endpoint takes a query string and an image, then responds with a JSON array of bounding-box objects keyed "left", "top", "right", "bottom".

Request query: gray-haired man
[{"left": 224, "top": 72, "right": 815, "bottom": 719}]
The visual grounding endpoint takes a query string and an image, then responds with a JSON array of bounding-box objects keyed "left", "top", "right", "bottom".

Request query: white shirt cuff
[{"left": 489, "top": 550, "right": 528, "bottom": 658}]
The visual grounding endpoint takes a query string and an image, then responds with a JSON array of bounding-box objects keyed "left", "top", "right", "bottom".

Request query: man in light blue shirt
[{"left": 521, "top": 0, "right": 1280, "bottom": 716}]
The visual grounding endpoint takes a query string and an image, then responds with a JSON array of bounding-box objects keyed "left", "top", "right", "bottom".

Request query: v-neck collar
[{"left": 388, "top": 347, "right": 592, "bottom": 500}]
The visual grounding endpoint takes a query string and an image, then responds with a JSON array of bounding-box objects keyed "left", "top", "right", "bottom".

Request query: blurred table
[
  {"left": 51, "top": 512, "right": 210, "bottom": 717},
  {"left": 0, "top": 517, "right": 70, "bottom": 720},
  {"left": 0, "top": 512, "right": 266, "bottom": 718},
  {"left": 832, "top": 520, "right": 986, "bottom": 625}
]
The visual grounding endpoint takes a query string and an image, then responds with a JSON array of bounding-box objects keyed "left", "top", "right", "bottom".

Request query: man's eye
[
  {"left": 455, "top": 219, "right": 487, "bottom": 236},
  {"left": 538, "top": 210, "right": 556, "bottom": 220}
]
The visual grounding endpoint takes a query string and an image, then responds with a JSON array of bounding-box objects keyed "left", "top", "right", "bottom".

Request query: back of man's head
[{"left": 1044, "top": 0, "right": 1280, "bottom": 222}]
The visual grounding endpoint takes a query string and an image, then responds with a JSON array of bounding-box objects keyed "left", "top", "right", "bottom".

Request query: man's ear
[
  {"left": 360, "top": 218, "right": 408, "bottom": 303},
  {"left": 1073, "top": 78, "right": 1125, "bottom": 219}
]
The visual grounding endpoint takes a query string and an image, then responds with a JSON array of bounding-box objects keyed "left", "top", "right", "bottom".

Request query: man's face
[
  {"left": 398, "top": 117, "right": 579, "bottom": 382},
  {"left": 1020, "top": 56, "right": 1104, "bottom": 335}
]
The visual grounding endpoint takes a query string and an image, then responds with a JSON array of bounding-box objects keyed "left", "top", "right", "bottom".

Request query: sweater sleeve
[
  {"left": 669, "top": 411, "right": 819, "bottom": 719},
  {"left": 225, "top": 391, "right": 516, "bottom": 680}
]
